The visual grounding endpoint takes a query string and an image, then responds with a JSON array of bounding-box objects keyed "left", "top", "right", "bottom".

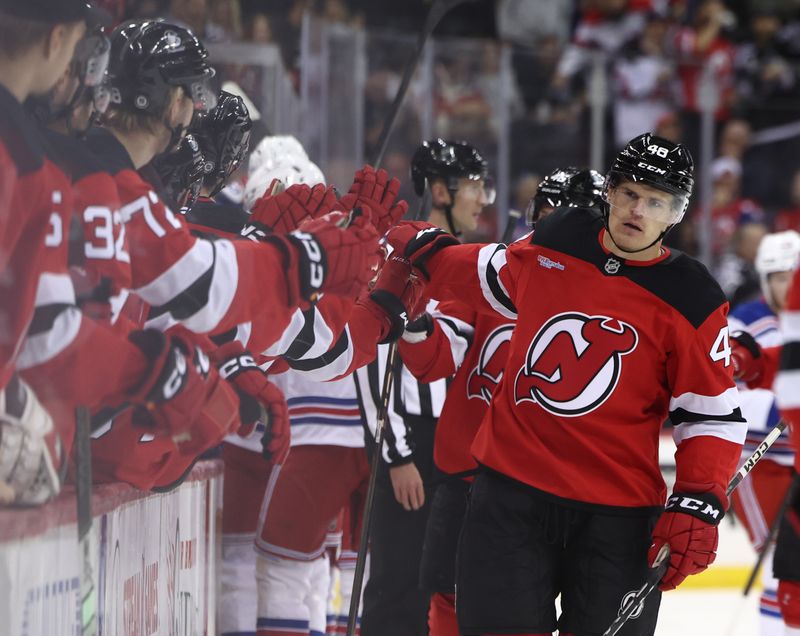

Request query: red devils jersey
[
  {"left": 400, "top": 299, "right": 513, "bottom": 476},
  {"left": 775, "top": 267, "right": 800, "bottom": 471},
  {"left": 42, "top": 128, "right": 132, "bottom": 322},
  {"left": 0, "top": 85, "right": 70, "bottom": 388},
  {"left": 425, "top": 208, "right": 747, "bottom": 510},
  {"left": 84, "top": 128, "right": 296, "bottom": 339}
]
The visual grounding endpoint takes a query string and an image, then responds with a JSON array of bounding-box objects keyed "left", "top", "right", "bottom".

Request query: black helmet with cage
[
  {"left": 105, "top": 19, "right": 217, "bottom": 149},
  {"left": 602, "top": 133, "right": 694, "bottom": 252},
  {"left": 152, "top": 133, "right": 206, "bottom": 212},
  {"left": 190, "top": 90, "right": 252, "bottom": 197},
  {"left": 526, "top": 167, "right": 605, "bottom": 225},
  {"left": 410, "top": 138, "right": 495, "bottom": 235}
]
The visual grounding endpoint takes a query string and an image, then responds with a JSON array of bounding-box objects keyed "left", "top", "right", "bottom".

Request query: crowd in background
[{"left": 88, "top": 0, "right": 800, "bottom": 310}]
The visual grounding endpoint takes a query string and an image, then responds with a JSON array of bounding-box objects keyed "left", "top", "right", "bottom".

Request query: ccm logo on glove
[
  {"left": 218, "top": 353, "right": 259, "bottom": 379},
  {"left": 290, "top": 230, "right": 325, "bottom": 290},
  {"left": 665, "top": 493, "right": 723, "bottom": 523}
]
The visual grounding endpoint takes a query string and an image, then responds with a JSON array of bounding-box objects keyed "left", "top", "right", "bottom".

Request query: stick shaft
[{"left": 603, "top": 419, "right": 790, "bottom": 636}]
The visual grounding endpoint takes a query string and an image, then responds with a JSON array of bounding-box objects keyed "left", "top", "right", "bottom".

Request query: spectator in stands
[
  {"left": 673, "top": 0, "right": 737, "bottom": 158},
  {"left": 210, "top": 0, "right": 242, "bottom": 41},
  {"left": 551, "top": 0, "right": 649, "bottom": 96},
  {"left": 246, "top": 13, "right": 273, "bottom": 44},
  {"left": 773, "top": 168, "right": 800, "bottom": 232},
  {"left": 611, "top": 11, "right": 676, "bottom": 148},
  {"left": 168, "top": 0, "right": 228, "bottom": 42},
  {"left": 734, "top": 8, "right": 800, "bottom": 133},
  {"left": 715, "top": 219, "right": 769, "bottom": 307},
  {"left": 718, "top": 117, "right": 753, "bottom": 160},
  {"left": 654, "top": 110, "right": 684, "bottom": 143},
  {"left": 705, "top": 156, "right": 767, "bottom": 263}
]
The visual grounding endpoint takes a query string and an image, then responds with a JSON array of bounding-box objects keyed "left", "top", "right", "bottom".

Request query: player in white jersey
[{"left": 729, "top": 230, "right": 800, "bottom": 633}]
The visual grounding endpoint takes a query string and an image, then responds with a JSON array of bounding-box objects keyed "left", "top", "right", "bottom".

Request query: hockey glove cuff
[{"left": 649, "top": 491, "right": 723, "bottom": 591}]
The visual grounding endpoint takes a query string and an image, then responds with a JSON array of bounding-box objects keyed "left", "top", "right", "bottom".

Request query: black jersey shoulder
[
  {"left": 83, "top": 127, "right": 135, "bottom": 175},
  {"left": 532, "top": 206, "right": 727, "bottom": 329},
  {"left": 0, "top": 85, "right": 45, "bottom": 175},
  {"left": 41, "top": 128, "right": 110, "bottom": 182},
  {"left": 186, "top": 199, "right": 249, "bottom": 235}
]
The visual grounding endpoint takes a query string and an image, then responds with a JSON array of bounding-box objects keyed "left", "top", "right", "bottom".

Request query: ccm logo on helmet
[{"left": 637, "top": 161, "right": 667, "bottom": 176}]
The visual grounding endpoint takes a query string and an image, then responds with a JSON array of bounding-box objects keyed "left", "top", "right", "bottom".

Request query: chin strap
[{"left": 443, "top": 187, "right": 461, "bottom": 236}]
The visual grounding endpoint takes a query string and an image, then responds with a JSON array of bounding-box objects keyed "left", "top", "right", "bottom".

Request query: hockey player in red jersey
[
  {"left": 388, "top": 133, "right": 747, "bottom": 635},
  {"left": 77, "top": 20, "right": 383, "bottom": 489},
  {"left": 773, "top": 264, "right": 800, "bottom": 634},
  {"left": 0, "top": 2, "right": 224, "bottom": 505},
  {"left": 400, "top": 167, "right": 604, "bottom": 636}
]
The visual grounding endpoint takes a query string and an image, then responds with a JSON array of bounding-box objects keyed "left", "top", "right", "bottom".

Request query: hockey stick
[
  {"left": 501, "top": 209, "right": 522, "bottom": 244},
  {"left": 603, "top": 419, "right": 789, "bottom": 636},
  {"left": 345, "top": 3, "right": 475, "bottom": 634},
  {"left": 371, "top": 0, "right": 476, "bottom": 170},
  {"left": 75, "top": 406, "right": 98, "bottom": 636},
  {"left": 742, "top": 470, "right": 800, "bottom": 597}
]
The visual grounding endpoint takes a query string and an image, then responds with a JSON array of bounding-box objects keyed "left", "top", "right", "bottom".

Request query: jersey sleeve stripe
[
  {"left": 135, "top": 238, "right": 213, "bottom": 305},
  {"left": 477, "top": 244, "right": 517, "bottom": 319},
  {"left": 180, "top": 238, "right": 238, "bottom": 332},
  {"left": 34, "top": 272, "right": 75, "bottom": 305},
  {"left": 17, "top": 307, "right": 82, "bottom": 369},
  {"left": 775, "top": 368, "right": 800, "bottom": 408},
  {"left": 780, "top": 309, "right": 800, "bottom": 342},
  {"left": 285, "top": 327, "right": 354, "bottom": 382},
  {"left": 672, "top": 419, "right": 748, "bottom": 445},
  {"left": 262, "top": 309, "right": 306, "bottom": 357},
  {"left": 437, "top": 316, "right": 472, "bottom": 370},
  {"left": 669, "top": 387, "right": 742, "bottom": 419}
]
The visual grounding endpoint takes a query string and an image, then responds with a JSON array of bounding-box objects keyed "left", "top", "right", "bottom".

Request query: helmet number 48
[{"left": 647, "top": 144, "right": 669, "bottom": 158}]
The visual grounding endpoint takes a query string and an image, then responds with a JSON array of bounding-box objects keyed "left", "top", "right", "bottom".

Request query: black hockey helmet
[
  {"left": 604, "top": 133, "right": 694, "bottom": 224},
  {"left": 153, "top": 133, "right": 207, "bottom": 212},
  {"left": 410, "top": 138, "right": 490, "bottom": 197},
  {"left": 526, "top": 167, "right": 604, "bottom": 225},
  {"left": 106, "top": 20, "right": 217, "bottom": 117},
  {"left": 190, "top": 90, "right": 252, "bottom": 196}
]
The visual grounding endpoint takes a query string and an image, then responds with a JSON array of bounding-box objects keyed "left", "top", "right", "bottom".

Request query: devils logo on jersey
[
  {"left": 467, "top": 324, "right": 514, "bottom": 404},
  {"left": 514, "top": 312, "right": 638, "bottom": 416}
]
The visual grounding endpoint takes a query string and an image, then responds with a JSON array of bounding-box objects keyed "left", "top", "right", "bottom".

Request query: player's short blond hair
[{"left": 102, "top": 86, "right": 183, "bottom": 136}]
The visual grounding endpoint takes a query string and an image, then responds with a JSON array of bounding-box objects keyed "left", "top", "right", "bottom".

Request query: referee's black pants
[{"left": 361, "top": 415, "right": 439, "bottom": 636}]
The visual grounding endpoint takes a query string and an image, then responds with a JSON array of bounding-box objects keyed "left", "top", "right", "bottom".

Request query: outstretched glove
[
  {"left": 384, "top": 221, "right": 459, "bottom": 280},
  {"left": 362, "top": 254, "right": 426, "bottom": 343},
  {"left": 214, "top": 341, "right": 291, "bottom": 465},
  {"left": 649, "top": 491, "right": 723, "bottom": 591},
  {"left": 336, "top": 165, "right": 408, "bottom": 235},
  {"left": 730, "top": 330, "right": 764, "bottom": 386},
  {"left": 243, "top": 182, "right": 338, "bottom": 239}
]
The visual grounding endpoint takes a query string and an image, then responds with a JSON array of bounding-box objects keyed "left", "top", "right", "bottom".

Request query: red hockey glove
[
  {"left": 363, "top": 254, "right": 426, "bottom": 343},
  {"left": 294, "top": 210, "right": 381, "bottom": 299},
  {"left": 336, "top": 165, "right": 409, "bottom": 235},
  {"left": 778, "top": 580, "right": 800, "bottom": 628},
  {"left": 214, "top": 341, "right": 291, "bottom": 465},
  {"left": 127, "top": 329, "right": 209, "bottom": 422},
  {"left": 385, "top": 221, "right": 459, "bottom": 280},
  {"left": 649, "top": 491, "right": 723, "bottom": 591},
  {"left": 730, "top": 330, "right": 764, "bottom": 386},
  {"left": 243, "top": 182, "right": 338, "bottom": 239}
]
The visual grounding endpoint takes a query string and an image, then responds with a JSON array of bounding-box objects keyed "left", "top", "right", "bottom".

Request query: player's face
[
  {"left": 606, "top": 181, "right": 672, "bottom": 256},
  {"left": 451, "top": 177, "right": 491, "bottom": 233},
  {"left": 35, "top": 22, "right": 87, "bottom": 95},
  {"left": 767, "top": 270, "right": 794, "bottom": 310}
]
